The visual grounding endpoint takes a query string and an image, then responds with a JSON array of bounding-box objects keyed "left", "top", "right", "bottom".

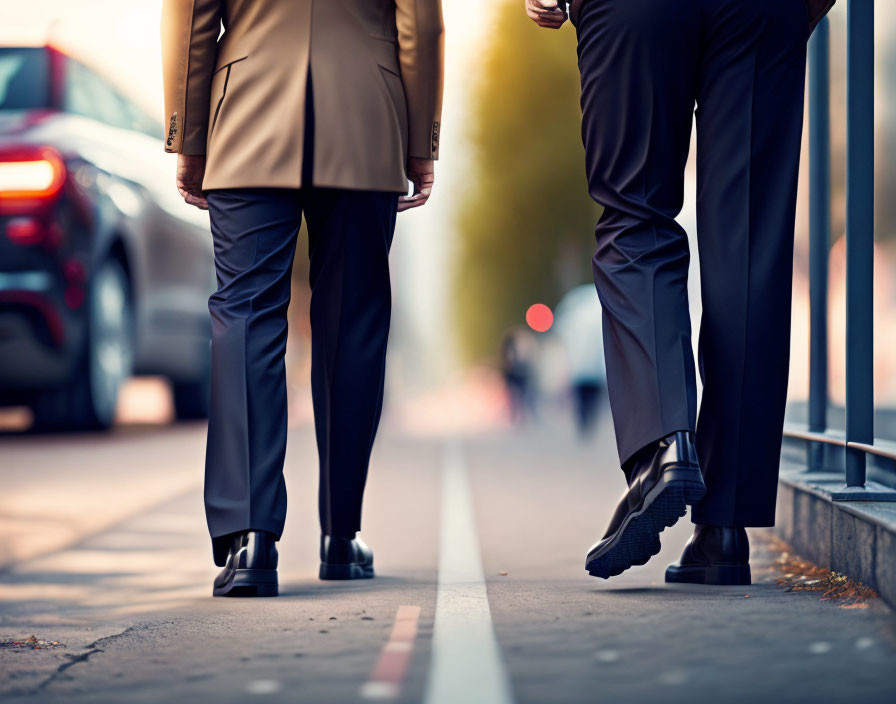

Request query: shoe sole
[
  {"left": 585, "top": 467, "right": 705, "bottom": 580},
  {"left": 319, "top": 562, "right": 375, "bottom": 580},
  {"left": 213, "top": 568, "right": 278, "bottom": 597},
  {"left": 665, "top": 562, "right": 752, "bottom": 586}
]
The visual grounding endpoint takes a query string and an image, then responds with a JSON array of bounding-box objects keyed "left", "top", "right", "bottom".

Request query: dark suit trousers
[
  {"left": 204, "top": 187, "right": 397, "bottom": 565},
  {"left": 576, "top": 0, "right": 809, "bottom": 526}
]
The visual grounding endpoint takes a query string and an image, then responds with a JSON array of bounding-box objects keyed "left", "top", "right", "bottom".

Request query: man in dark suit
[
  {"left": 162, "top": 0, "right": 444, "bottom": 596},
  {"left": 527, "top": 0, "right": 833, "bottom": 584}
]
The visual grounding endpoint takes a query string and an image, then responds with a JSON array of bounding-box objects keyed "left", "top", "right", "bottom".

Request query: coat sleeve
[
  {"left": 161, "top": 0, "right": 222, "bottom": 155},
  {"left": 395, "top": 0, "right": 445, "bottom": 160}
]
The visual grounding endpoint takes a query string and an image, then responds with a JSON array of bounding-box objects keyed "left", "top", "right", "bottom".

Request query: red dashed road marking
[{"left": 360, "top": 605, "right": 422, "bottom": 699}]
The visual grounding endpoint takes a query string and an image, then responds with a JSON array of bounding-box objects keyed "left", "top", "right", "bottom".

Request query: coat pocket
[{"left": 208, "top": 56, "right": 248, "bottom": 145}]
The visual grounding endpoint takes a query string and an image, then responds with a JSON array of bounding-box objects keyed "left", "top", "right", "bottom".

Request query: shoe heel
[
  {"left": 319, "top": 563, "right": 375, "bottom": 580},
  {"left": 663, "top": 466, "right": 706, "bottom": 505},
  {"left": 225, "top": 583, "right": 278, "bottom": 597},
  {"left": 665, "top": 562, "right": 751, "bottom": 586},
  {"left": 233, "top": 568, "right": 278, "bottom": 583},
  {"left": 705, "top": 563, "right": 751, "bottom": 586},
  {"left": 214, "top": 569, "right": 278, "bottom": 597},
  {"left": 682, "top": 480, "right": 706, "bottom": 506}
]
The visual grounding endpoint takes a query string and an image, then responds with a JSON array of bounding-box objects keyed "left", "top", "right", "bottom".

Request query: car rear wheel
[{"left": 31, "top": 259, "right": 134, "bottom": 431}]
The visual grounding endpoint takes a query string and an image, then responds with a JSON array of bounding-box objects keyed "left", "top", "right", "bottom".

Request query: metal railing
[{"left": 783, "top": 3, "right": 896, "bottom": 501}]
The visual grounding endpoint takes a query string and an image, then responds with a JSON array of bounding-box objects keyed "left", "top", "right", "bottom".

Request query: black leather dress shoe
[
  {"left": 665, "top": 524, "right": 751, "bottom": 585},
  {"left": 213, "top": 530, "right": 279, "bottom": 597},
  {"left": 319, "top": 535, "right": 374, "bottom": 580},
  {"left": 586, "top": 431, "right": 705, "bottom": 579}
]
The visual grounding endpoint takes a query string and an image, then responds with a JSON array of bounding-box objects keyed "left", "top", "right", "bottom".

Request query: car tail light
[
  {"left": 0, "top": 146, "right": 66, "bottom": 204},
  {"left": 5, "top": 217, "right": 46, "bottom": 245},
  {"left": 63, "top": 258, "right": 86, "bottom": 284}
]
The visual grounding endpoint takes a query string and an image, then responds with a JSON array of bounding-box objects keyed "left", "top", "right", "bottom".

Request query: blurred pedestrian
[
  {"left": 162, "top": 0, "right": 444, "bottom": 596},
  {"left": 501, "top": 326, "right": 538, "bottom": 424},
  {"left": 527, "top": 0, "right": 834, "bottom": 584},
  {"left": 554, "top": 285, "right": 605, "bottom": 438}
]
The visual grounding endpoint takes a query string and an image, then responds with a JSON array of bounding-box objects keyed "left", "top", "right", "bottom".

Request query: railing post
[
  {"left": 844, "top": 0, "right": 874, "bottom": 488},
  {"left": 807, "top": 16, "right": 831, "bottom": 473}
]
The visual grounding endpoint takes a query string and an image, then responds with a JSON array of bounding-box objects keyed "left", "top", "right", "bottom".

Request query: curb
[{"left": 776, "top": 463, "right": 896, "bottom": 610}]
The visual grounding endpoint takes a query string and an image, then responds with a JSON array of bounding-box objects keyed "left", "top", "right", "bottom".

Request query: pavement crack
[
  {"left": 37, "top": 647, "right": 104, "bottom": 691},
  {"left": 86, "top": 626, "right": 138, "bottom": 650},
  {"left": 33, "top": 625, "right": 138, "bottom": 693}
]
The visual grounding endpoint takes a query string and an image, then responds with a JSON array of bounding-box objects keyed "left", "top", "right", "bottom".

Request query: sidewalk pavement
[
  {"left": 0, "top": 422, "right": 204, "bottom": 569},
  {"left": 1, "top": 404, "right": 895, "bottom": 703}
]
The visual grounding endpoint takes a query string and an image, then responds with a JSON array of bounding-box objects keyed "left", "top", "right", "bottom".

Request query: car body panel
[{"left": 0, "top": 46, "right": 214, "bottom": 405}]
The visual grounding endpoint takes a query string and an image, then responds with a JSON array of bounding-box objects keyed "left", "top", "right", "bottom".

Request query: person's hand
[
  {"left": 398, "top": 157, "right": 435, "bottom": 212},
  {"left": 176, "top": 154, "right": 208, "bottom": 210},
  {"left": 525, "top": 0, "right": 568, "bottom": 29}
]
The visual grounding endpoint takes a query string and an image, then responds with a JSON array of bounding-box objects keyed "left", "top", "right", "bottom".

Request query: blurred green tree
[{"left": 453, "top": 2, "right": 600, "bottom": 362}]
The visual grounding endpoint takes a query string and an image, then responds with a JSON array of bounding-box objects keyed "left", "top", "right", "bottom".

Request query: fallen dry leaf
[
  {"left": 0, "top": 635, "right": 65, "bottom": 650},
  {"left": 766, "top": 534, "right": 877, "bottom": 607}
]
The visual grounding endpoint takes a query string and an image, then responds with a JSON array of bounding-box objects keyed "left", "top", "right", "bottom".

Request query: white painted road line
[{"left": 423, "top": 443, "right": 515, "bottom": 704}]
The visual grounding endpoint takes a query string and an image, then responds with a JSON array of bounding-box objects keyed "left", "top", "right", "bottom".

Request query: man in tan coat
[{"left": 161, "top": 0, "right": 443, "bottom": 597}]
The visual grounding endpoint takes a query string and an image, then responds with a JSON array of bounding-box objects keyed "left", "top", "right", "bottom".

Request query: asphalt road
[{"left": 1, "top": 403, "right": 895, "bottom": 703}]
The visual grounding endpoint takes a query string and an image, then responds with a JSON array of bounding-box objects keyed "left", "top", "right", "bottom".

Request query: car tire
[{"left": 31, "top": 258, "right": 134, "bottom": 431}]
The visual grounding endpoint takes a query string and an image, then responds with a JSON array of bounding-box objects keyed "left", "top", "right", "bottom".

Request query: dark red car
[{"left": 0, "top": 45, "right": 215, "bottom": 429}]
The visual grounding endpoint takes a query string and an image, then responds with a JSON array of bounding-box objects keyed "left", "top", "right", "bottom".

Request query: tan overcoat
[{"left": 161, "top": 0, "right": 444, "bottom": 192}]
